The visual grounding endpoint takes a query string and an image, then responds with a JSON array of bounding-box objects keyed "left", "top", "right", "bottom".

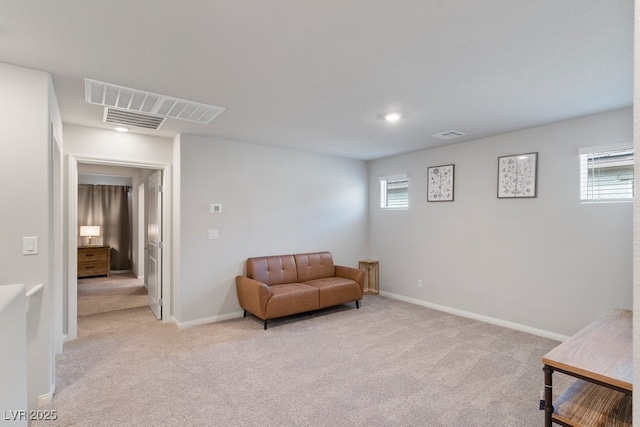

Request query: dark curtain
[{"left": 78, "top": 184, "right": 132, "bottom": 270}]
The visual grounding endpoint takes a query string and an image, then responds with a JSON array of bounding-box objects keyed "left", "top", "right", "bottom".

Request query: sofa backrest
[
  {"left": 246, "top": 255, "right": 298, "bottom": 286},
  {"left": 294, "top": 252, "right": 335, "bottom": 282}
]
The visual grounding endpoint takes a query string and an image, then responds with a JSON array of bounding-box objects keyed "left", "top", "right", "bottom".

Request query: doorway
[
  {"left": 66, "top": 154, "right": 172, "bottom": 341},
  {"left": 76, "top": 167, "right": 147, "bottom": 320}
]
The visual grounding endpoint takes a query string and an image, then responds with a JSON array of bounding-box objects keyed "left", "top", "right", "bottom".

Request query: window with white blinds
[
  {"left": 579, "top": 145, "right": 634, "bottom": 202},
  {"left": 380, "top": 174, "right": 409, "bottom": 209}
]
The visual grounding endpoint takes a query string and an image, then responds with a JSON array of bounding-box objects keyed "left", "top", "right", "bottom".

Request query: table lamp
[{"left": 80, "top": 225, "right": 100, "bottom": 246}]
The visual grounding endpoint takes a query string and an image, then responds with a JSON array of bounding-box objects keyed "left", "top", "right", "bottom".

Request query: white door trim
[
  {"left": 146, "top": 170, "right": 162, "bottom": 319},
  {"left": 66, "top": 153, "right": 172, "bottom": 341},
  {"left": 137, "top": 182, "right": 145, "bottom": 282}
]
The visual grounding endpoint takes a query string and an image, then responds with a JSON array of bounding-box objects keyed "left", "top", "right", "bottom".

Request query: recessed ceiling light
[
  {"left": 384, "top": 112, "right": 402, "bottom": 122},
  {"left": 114, "top": 126, "right": 129, "bottom": 133}
]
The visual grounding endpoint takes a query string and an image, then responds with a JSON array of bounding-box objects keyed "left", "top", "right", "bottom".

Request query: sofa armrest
[
  {"left": 235, "top": 276, "right": 272, "bottom": 319},
  {"left": 335, "top": 265, "right": 365, "bottom": 295}
]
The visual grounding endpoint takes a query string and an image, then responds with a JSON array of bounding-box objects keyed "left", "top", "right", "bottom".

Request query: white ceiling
[{"left": 0, "top": 1, "right": 632, "bottom": 160}]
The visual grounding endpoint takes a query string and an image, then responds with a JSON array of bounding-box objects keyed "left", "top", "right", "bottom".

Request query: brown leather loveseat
[{"left": 236, "top": 251, "right": 365, "bottom": 329}]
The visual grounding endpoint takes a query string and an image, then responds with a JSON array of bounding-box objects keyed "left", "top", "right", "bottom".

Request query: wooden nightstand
[{"left": 78, "top": 246, "right": 111, "bottom": 278}]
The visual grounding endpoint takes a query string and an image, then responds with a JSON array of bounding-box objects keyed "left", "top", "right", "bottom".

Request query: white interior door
[{"left": 147, "top": 170, "right": 162, "bottom": 319}]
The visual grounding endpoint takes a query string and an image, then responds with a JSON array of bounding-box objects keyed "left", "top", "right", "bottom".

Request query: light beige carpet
[
  {"left": 77, "top": 273, "right": 148, "bottom": 317},
  {"left": 35, "top": 289, "right": 570, "bottom": 427}
]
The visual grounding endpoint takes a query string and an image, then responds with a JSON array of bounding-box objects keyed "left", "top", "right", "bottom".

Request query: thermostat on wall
[{"left": 210, "top": 203, "right": 222, "bottom": 213}]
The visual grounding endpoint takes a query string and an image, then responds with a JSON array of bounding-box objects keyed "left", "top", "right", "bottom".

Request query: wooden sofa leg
[
  {"left": 264, "top": 319, "right": 268, "bottom": 330},
  {"left": 356, "top": 300, "right": 360, "bottom": 309},
  {"left": 243, "top": 310, "right": 247, "bottom": 317}
]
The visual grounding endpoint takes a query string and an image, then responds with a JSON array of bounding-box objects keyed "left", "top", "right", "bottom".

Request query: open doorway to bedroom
[
  {"left": 67, "top": 154, "right": 171, "bottom": 341},
  {"left": 76, "top": 164, "right": 153, "bottom": 319},
  {"left": 65, "top": 149, "right": 172, "bottom": 343},
  {"left": 73, "top": 181, "right": 151, "bottom": 318},
  {"left": 76, "top": 165, "right": 143, "bottom": 319}
]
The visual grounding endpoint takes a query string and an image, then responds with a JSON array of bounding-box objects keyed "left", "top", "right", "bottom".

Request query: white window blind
[
  {"left": 579, "top": 146, "right": 634, "bottom": 202},
  {"left": 380, "top": 174, "right": 409, "bottom": 209}
]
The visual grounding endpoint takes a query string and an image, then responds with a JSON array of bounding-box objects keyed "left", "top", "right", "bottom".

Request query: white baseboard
[
  {"left": 172, "top": 311, "right": 245, "bottom": 329},
  {"left": 171, "top": 295, "right": 569, "bottom": 341},
  {"left": 37, "top": 386, "right": 54, "bottom": 408},
  {"left": 379, "top": 291, "right": 569, "bottom": 342}
]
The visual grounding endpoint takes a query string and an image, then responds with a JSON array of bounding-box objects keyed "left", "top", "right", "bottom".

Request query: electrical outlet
[
  {"left": 208, "top": 229, "right": 219, "bottom": 240},
  {"left": 417, "top": 279, "right": 423, "bottom": 288}
]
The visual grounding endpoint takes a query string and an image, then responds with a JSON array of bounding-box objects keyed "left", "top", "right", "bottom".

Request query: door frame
[
  {"left": 137, "top": 182, "right": 145, "bottom": 282},
  {"left": 66, "top": 153, "right": 172, "bottom": 341},
  {"left": 145, "top": 170, "right": 163, "bottom": 319}
]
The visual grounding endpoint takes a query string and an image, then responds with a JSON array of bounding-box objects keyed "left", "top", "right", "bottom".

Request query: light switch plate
[
  {"left": 208, "top": 229, "right": 219, "bottom": 240},
  {"left": 23, "top": 236, "right": 39, "bottom": 255}
]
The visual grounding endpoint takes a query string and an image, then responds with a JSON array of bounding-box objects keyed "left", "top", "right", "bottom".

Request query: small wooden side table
[{"left": 358, "top": 260, "right": 379, "bottom": 295}]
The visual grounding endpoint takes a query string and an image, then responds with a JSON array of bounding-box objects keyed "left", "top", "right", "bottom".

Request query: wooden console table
[
  {"left": 542, "top": 309, "right": 632, "bottom": 426},
  {"left": 358, "top": 260, "right": 379, "bottom": 295}
]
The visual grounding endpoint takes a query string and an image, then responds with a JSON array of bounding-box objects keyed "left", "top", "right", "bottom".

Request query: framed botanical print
[
  {"left": 427, "top": 164, "right": 454, "bottom": 202},
  {"left": 497, "top": 152, "right": 537, "bottom": 198}
]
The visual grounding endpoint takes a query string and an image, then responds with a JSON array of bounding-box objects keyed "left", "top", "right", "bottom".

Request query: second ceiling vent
[{"left": 432, "top": 130, "right": 466, "bottom": 140}]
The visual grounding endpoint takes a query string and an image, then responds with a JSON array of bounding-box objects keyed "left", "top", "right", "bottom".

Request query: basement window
[
  {"left": 580, "top": 145, "right": 634, "bottom": 202},
  {"left": 380, "top": 174, "right": 409, "bottom": 209}
]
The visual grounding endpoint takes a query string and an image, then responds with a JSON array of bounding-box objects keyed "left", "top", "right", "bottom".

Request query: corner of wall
[{"left": 171, "top": 134, "right": 181, "bottom": 321}]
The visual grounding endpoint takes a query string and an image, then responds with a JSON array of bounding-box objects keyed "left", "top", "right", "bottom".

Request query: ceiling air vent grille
[
  {"left": 85, "top": 79, "right": 225, "bottom": 125},
  {"left": 432, "top": 130, "right": 466, "bottom": 140},
  {"left": 104, "top": 108, "right": 167, "bottom": 130}
]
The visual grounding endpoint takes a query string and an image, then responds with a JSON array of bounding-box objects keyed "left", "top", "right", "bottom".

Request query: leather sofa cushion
[
  {"left": 247, "top": 255, "right": 298, "bottom": 286},
  {"left": 303, "top": 277, "right": 362, "bottom": 309},
  {"left": 294, "top": 252, "right": 334, "bottom": 282},
  {"left": 265, "top": 283, "right": 319, "bottom": 319}
]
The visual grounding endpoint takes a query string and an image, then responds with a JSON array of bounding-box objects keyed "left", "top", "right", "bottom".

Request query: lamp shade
[{"left": 79, "top": 225, "right": 100, "bottom": 237}]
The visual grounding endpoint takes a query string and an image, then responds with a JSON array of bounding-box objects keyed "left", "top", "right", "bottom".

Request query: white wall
[
  {"left": 0, "top": 62, "right": 56, "bottom": 412},
  {"left": 172, "top": 136, "right": 182, "bottom": 321},
  {"left": 173, "top": 135, "right": 368, "bottom": 324},
  {"left": 370, "top": 108, "right": 632, "bottom": 337},
  {"left": 78, "top": 173, "right": 133, "bottom": 186},
  {"left": 64, "top": 124, "right": 174, "bottom": 164}
]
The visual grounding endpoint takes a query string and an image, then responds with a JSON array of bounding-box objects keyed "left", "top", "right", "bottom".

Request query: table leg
[{"left": 543, "top": 365, "right": 554, "bottom": 427}]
